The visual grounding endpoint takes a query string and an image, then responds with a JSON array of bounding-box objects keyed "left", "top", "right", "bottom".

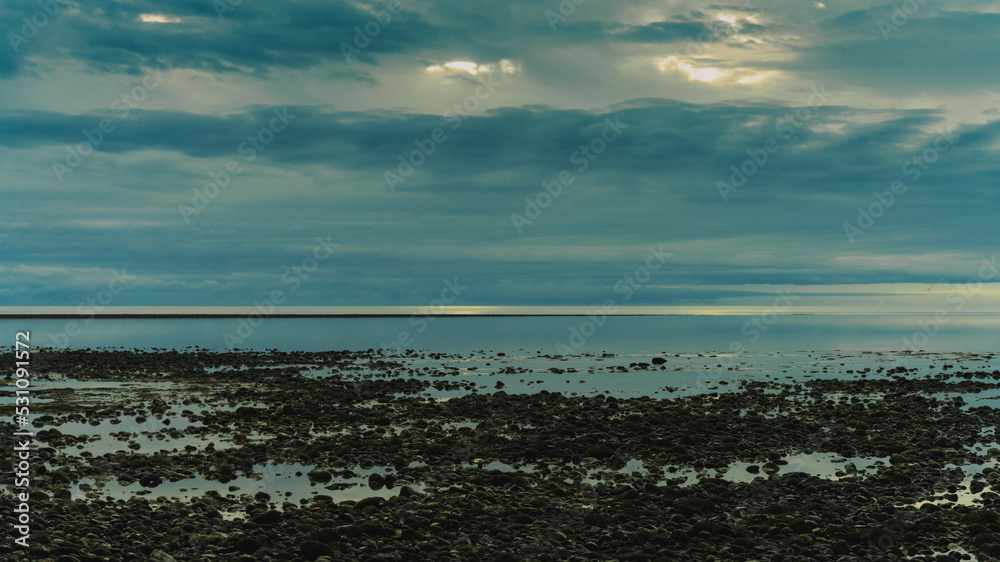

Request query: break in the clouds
[{"left": 2, "top": 0, "right": 1000, "bottom": 310}]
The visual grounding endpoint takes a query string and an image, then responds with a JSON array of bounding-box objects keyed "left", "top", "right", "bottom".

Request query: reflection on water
[
  {"left": 6, "top": 314, "right": 1000, "bottom": 355},
  {"left": 69, "top": 462, "right": 425, "bottom": 507}
]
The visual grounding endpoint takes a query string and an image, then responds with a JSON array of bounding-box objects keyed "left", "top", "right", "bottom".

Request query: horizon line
[{"left": 2, "top": 305, "right": 1000, "bottom": 318}]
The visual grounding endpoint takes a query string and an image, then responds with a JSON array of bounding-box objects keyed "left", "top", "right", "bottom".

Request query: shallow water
[
  {"left": 8, "top": 314, "right": 1000, "bottom": 354},
  {"left": 8, "top": 316, "right": 1000, "bottom": 546},
  {"left": 68, "top": 462, "right": 425, "bottom": 508}
]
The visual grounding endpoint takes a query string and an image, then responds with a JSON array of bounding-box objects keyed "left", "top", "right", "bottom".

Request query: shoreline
[{"left": 2, "top": 347, "right": 997, "bottom": 560}]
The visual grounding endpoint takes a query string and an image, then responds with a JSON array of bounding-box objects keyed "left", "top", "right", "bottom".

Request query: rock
[
  {"left": 236, "top": 536, "right": 263, "bottom": 553},
  {"left": 300, "top": 540, "right": 336, "bottom": 560},
  {"left": 139, "top": 474, "right": 163, "bottom": 487},
  {"left": 398, "top": 485, "right": 423, "bottom": 498},
  {"left": 355, "top": 496, "right": 385, "bottom": 511},
  {"left": 761, "top": 462, "right": 780, "bottom": 475},
  {"left": 307, "top": 469, "right": 333, "bottom": 483},
  {"left": 369, "top": 472, "right": 385, "bottom": 490},
  {"left": 583, "top": 511, "right": 613, "bottom": 528},
  {"left": 746, "top": 465, "right": 761, "bottom": 474},
  {"left": 584, "top": 443, "right": 616, "bottom": 459},
  {"left": 149, "top": 551, "right": 178, "bottom": 562},
  {"left": 252, "top": 510, "right": 282, "bottom": 525},
  {"left": 673, "top": 497, "right": 716, "bottom": 516},
  {"left": 789, "top": 518, "right": 814, "bottom": 534}
]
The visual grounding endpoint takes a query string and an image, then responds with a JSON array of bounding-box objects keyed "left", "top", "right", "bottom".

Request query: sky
[{"left": 1, "top": 0, "right": 1000, "bottom": 311}]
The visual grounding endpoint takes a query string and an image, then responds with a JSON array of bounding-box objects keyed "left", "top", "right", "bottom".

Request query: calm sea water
[
  {"left": 4, "top": 314, "right": 999, "bottom": 354},
  {"left": 8, "top": 314, "right": 999, "bottom": 510}
]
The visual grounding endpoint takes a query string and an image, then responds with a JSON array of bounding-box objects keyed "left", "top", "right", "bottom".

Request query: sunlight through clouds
[
  {"left": 657, "top": 56, "right": 775, "bottom": 86},
  {"left": 736, "top": 73, "right": 771, "bottom": 85},
  {"left": 426, "top": 59, "right": 521, "bottom": 76},
  {"left": 0, "top": 0, "right": 998, "bottom": 309},
  {"left": 658, "top": 56, "right": 727, "bottom": 82},
  {"left": 138, "top": 14, "right": 183, "bottom": 23}
]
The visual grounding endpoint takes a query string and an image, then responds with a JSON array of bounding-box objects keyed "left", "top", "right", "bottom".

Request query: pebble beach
[{"left": 3, "top": 347, "right": 1000, "bottom": 560}]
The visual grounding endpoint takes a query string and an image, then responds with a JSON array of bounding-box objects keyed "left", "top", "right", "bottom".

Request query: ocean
[
  {"left": 5, "top": 313, "right": 1000, "bottom": 355},
  {"left": 7, "top": 312, "right": 1000, "bottom": 560}
]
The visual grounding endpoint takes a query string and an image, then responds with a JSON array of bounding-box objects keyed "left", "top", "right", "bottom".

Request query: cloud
[
  {"left": 1, "top": 94, "right": 999, "bottom": 306},
  {"left": 789, "top": 7, "right": 1000, "bottom": 93},
  {"left": 1, "top": 0, "right": 999, "bottom": 307}
]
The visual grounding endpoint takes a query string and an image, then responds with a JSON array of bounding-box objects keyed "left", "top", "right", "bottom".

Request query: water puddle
[
  {"left": 70, "top": 462, "right": 426, "bottom": 507},
  {"left": 666, "top": 452, "right": 888, "bottom": 486}
]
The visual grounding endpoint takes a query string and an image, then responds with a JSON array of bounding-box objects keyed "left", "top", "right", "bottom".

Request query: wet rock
[
  {"left": 27, "top": 347, "right": 1000, "bottom": 560},
  {"left": 139, "top": 474, "right": 163, "bottom": 488},
  {"left": 252, "top": 510, "right": 282, "bottom": 525},
  {"left": 235, "top": 536, "right": 263, "bottom": 554},
  {"left": 307, "top": 469, "right": 332, "bottom": 483},
  {"left": 398, "top": 485, "right": 423, "bottom": 498},
  {"left": 354, "top": 496, "right": 385, "bottom": 511},
  {"left": 584, "top": 443, "right": 616, "bottom": 459},
  {"left": 300, "top": 540, "right": 336, "bottom": 560},
  {"left": 583, "top": 511, "right": 613, "bottom": 528},
  {"left": 673, "top": 497, "right": 716, "bottom": 516}
]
